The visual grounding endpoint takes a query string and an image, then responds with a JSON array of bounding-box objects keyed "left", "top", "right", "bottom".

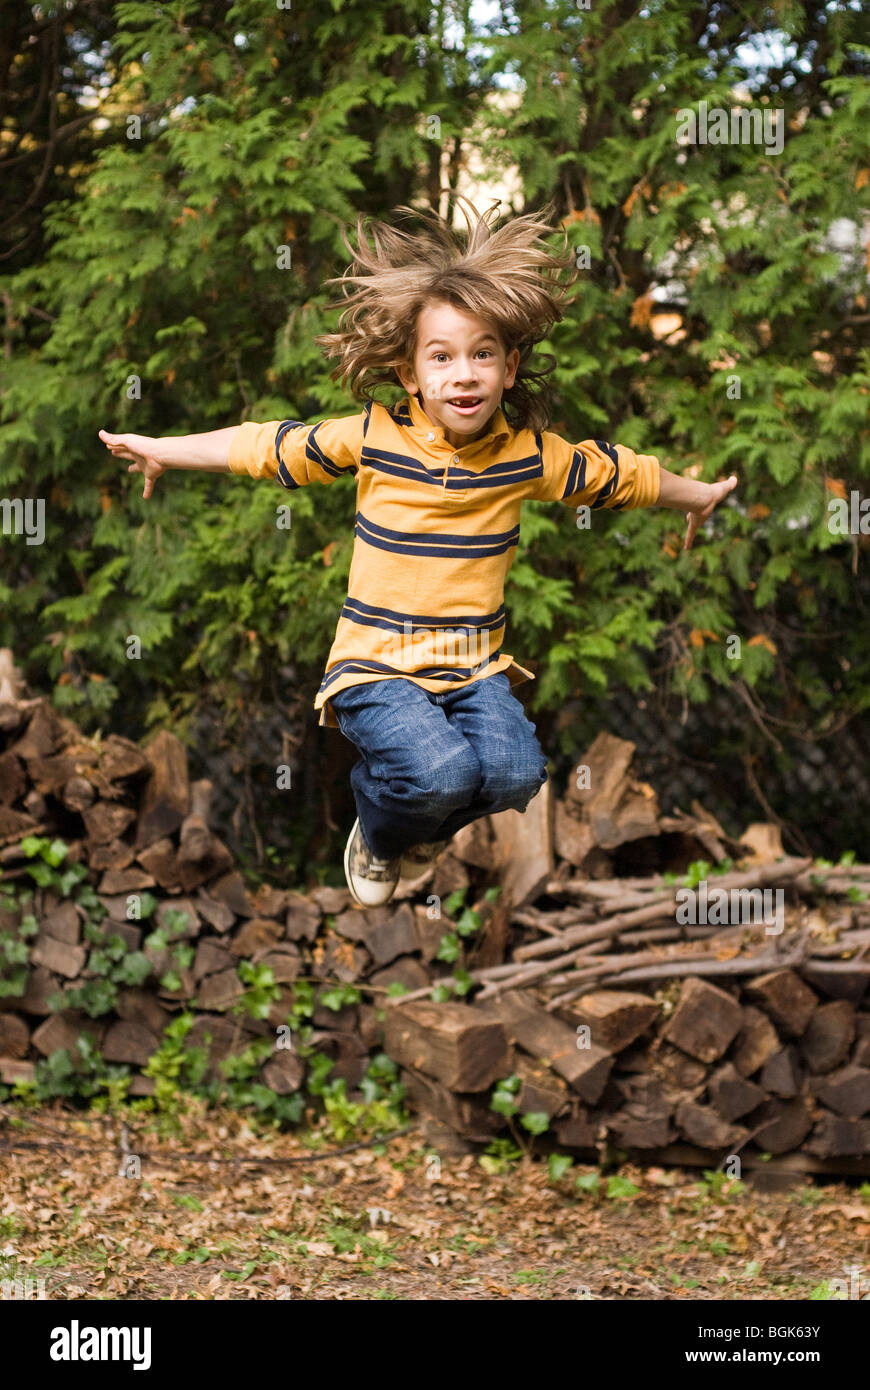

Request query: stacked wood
[{"left": 2, "top": 653, "right": 870, "bottom": 1172}]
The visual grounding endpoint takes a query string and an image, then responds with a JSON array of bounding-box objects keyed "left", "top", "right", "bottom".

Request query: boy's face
[{"left": 396, "top": 301, "right": 520, "bottom": 447}]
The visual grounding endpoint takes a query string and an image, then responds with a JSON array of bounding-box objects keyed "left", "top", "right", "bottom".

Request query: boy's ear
[
  {"left": 394, "top": 361, "right": 418, "bottom": 394},
  {"left": 503, "top": 347, "right": 520, "bottom": 390}
]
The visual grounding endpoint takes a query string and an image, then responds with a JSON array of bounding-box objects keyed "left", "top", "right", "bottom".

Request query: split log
[
  {"left": 488, "top": 778, "right": 553, "bottom": 908},
  {"left": 760, "top": 1047, "right": 804, "bottom": 1098},
  {"left": 82, "top": 801, "right": 136, "bottom": 845},
  {"left": 745, "top": 969, "right": 818, "bottom": 1037},
  {"left": 0, "top": 1013, "right": 30, "bottom": 1058},
  {"left": 554, "top": 990, "right": 659, "bottom": 1054},
  {"left": 661, "top": 977, "right": 743, "bottom": 1063},
  {"left": 750, "top": 1097, "right": 814, "bottom": 1154},
  {"left": 806, "top": 1113, "right": 870, "bottom": 1158},
  {"left": 484, "top": 991, "right": 612, "bottom": 1103},
  {"left": 135, "top": 729, "right": 190, "bottom": 848},
  {"left": 261, "top": 1049, "right": 305, "bottom": 1095},
  {"left": 817, "top": 1065, "right": 870, "bottom": 1117},
  {"left": 733, "top": 1006, "right": 781, "bottom": 1076},
  {"left": 675, "top": 1100, "right": 748, "bottom": 1151},
  {"left": 707, "top": 1063, "right": 766, "bottom": 1122},
  {"left": 383, "top": 1001, "right": 511, "bottom": 1092},
  {"left": 401, "top": 1066, "right": 505, "bottom": 1141},
  {"left": 800, "top": 1000, "right": 855, "bottom": 1074},
  {"left": 102, "top": 1020, "right": 159, "bottom": 1066}
]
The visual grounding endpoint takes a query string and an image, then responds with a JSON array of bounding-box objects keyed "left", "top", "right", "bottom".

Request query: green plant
[{"left": 478, "top": 1137, "right": 523, "bottom": 1174}]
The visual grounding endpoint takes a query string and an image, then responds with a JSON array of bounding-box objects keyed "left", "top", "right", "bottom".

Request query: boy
[{"left": 100, "top": 196, "right": 737, "bottom": 909}]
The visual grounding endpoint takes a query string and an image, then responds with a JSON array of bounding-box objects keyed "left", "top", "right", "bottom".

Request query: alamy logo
[
  {"left": 675, "top": 102, "right": 784, "bottom": 155},
  {"left": 49, "top": 1321, "right": 152, "bottom": 1371},
  {"left": 0, "top": 497, "right": 45, "bottom": 545},
  {"left": 399, "top": 620, "right": 491, "bottom": 670}
]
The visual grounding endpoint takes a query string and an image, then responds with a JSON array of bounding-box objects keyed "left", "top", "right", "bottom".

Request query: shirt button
[
  {"left": 426, "top": 432, "right": 435, "bottom": 442},
  {"left": 453, "top": 453, "right": 459, "bottom": 464}
]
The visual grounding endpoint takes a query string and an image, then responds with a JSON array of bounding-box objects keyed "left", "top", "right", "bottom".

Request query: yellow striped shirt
[{"left": 228, "top": 393, "right": 661, "bottom": 728}]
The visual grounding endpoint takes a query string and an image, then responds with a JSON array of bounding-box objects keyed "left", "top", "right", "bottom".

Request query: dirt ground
[{"left": 1, "top": 1103, "right": 869, "bottom": 1301}]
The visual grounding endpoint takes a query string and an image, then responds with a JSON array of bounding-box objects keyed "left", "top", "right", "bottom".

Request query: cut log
[
  {"left": 852, "top": 1015, "right": 870, "bottom": 1067},
  {"left": 31, "top": 1011, "right": 104, "bottom": 1057},
  {"left": 661, "top": 977, "right": 743, "bottom": 1063},
  {"left": 102, "top": 1020, "right": 159, "bottom": 1066},
  {"left": 566, "top": 730, "right": 660, "bottom": 850},
  {"left": 195, "top": 888, "right": 236, "bottom": 933},
  {"left": 88, "top": 839, "right": 135, "bottom": 872},
  {"left": 205, "top": 870, "right": 254, "bottom": 918},
  {"left": 31, "top": 933, "right": 86, "bottom": 979},
  {"left": 261, "top": 1048, "right": 305, "bottom": 1095},
  {"left": 610, "top": 1110, "right": 673, "bottom": 1149},
  {"left": 745, "top": 969, "right": 818, "bottom": 1037},
  {"left": 26, "top": 753, "right": 77, "bottom": 795},
  {"left": 98, "top": 867, "right": 155, "bottom": 896},
  {"left": 251, "top": 885, "right": 289, "bottom": 919},
  {"left": 760, "top": 1047, "right": 803, "bottom": 1099},
  {"left": 358, "top": 904, "right": 418, "bottom": 967},
  {"left": 195, "top": 968, "right": 243, "bottom": 1012},
  {"left": 806, "top": 1113, "right": 870, "bottom": 1158},
  {"left": 800, "top": 961, "right": 869, "bottom": 1004},
  {"left": 192, "top": 939, "right": 233, "bottom": 982},
  {"left": 40, "top": 901, "right": 80, "bottom": 946},
  {"left": 368, "top": 957, "right": 430, "bottom": 994},
  {"left": 451, "top": 818, "right": 494, "bottom": 870},
  {"left": 817, "top": 1065, "right": 870, "bottom": 1117},
  {"left": 486, "top": 991, "right": 612, "bottom": 1103},
  {"left": 707, "top": 1062, "right": 766, "bottom": 1122},
  {"left": 514, "top": 1054, "right": 571, "bottom": 1119},
  {"left": 312, "top": 932, "right": 369, "bottom": 984},
  {"left": 384, "top": 1000, "right": 511, "bottom": 1092},
  {"left": 82, "top": 801, "right": 135, "bottom": 845},
  {"left": 430, "top": 853, "right": 471, "bottom": 901},
  {"left": 308, "top": 886, "right": 351, "bottom": 916},
  {"left": 253, "top": 946, "right": 302, "bottom": 986},
  {"left": 17, "top": 965, "right": 55, "bottom": 1016},
  {"left": 284, "top": 892, "right": 321, "bottom": 942},
  {"left": 675, "top": 1099, "right": 748, "bottom": 1150},
  {"left": 135, "top": 729, "right": 190, "bottom": 848},
  {"left": 155, "top": 897, "right": 201, "bottom": 937},
  {"left": 186, "top": 1014, "right": 247, "bottom": 1076},
  {"left": 732, "top": 1005, "right": 781, "bottom": 1076},
  {"left": 739, "top": 823, "right": 785, "bottom": 864},
  {"left": 556, "top": 990, "right": 659, "bottom": 1055},
  {"left": 401, "top": 1065, "right": 505, "bottom": 1141},
  {"left": 115, "top": 989, "right": 170, "bottom": 1035},
  {"left": 61, "top": 776, "right": 96, "bottom": 813},
  {"left": 412, "top": 906, "right": 446, "bottom": 963},
  {"left": 136, "top": 837, "right": 181, "bottom": 891},
  {"left": 488, "top": 779, "right": 554, "bottom": 908},
  {"left": 229, "top": 917, "right": 283, "bottom": 958},
  {"left": 750, "top": 1098, "right": 814, "bottom": 1154},
  {"left": 0, "top": 752, "right": 26, "bottom": 806},
  {"left": 7, "top": 701, "right": 68, "bottom": 760},
  {"left": 554, "top": 1106, "right": 602, "bottom": 1149},
  {"left": 0, "top": 1013, "right": 30, "bottom": 1058},
  {"left": 800, "top": 1000, "right": 855, "bottom": 1074},
  {"left": 99, "top": 734, "right": 150, "bottom": 783},
  {"left": 554, "top": 801, "right": 598, "bottom": 870},
  {"left": 0, "top": 1058, "right": 35, "bottom": 1085}
]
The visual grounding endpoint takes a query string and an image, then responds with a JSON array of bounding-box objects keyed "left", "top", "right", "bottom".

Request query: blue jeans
[{"left": 329, "top": 672, "right": 549, "bottom": 861}]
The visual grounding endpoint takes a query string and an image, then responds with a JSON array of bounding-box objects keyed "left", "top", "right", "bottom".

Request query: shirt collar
[{"left": 406, "top": 392, "right": 512, "bottom": 446}]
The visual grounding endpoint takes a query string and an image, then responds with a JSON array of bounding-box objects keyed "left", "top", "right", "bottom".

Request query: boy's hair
[{"left": 315, "top": 193, "right": 578, "bottom": 433}]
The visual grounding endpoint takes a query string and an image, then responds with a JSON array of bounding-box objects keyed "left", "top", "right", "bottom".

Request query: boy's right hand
[{"left": 98, "top": 430, "right": 166, "bottom": 500}]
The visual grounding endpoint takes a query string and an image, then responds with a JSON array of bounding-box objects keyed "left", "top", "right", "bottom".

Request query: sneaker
[
  {"left": 399, "top": 838, "right": 450, "bottom": 879},
  {"left": 343, "top": 817, "right": 401, "bottom": 908}
]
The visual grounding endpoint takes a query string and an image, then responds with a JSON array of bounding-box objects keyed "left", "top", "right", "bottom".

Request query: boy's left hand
[{"left": 684, "top": 475, "right": 738, "bottom": 550}]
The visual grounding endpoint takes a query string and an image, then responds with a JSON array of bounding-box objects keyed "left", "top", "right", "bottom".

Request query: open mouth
[{"left": 447, "top": 397, "right": 484, "bottom": 413}]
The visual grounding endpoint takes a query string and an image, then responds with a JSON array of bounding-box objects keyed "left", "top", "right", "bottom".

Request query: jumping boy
[{"left": 100, "top": 196, "right": 737, "bottom": 910}]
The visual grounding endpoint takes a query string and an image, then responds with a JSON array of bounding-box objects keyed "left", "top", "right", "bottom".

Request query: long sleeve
[
  {"left": 534, "top": 431, "right": 662, "bottom": 511},
  {"left": 228, "top": 412, "right": 366, "bottom": 488}
]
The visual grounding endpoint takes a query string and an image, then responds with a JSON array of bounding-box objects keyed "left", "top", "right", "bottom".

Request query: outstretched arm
[
  {"left": 657, "top": 467, "right": 738, "bottom": 550},
  {"left": 98, "top": 427, "right": 239, "bottom": 499}
]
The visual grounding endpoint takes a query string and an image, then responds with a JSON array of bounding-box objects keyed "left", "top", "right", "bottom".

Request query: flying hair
[{"left": 314, "top": 192, "right": 578, "bottom": 432}]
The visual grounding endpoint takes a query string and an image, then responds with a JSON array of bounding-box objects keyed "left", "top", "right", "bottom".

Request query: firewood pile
[{"left": 2, "top": 648, "right": 870, "bottom": 1173}]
